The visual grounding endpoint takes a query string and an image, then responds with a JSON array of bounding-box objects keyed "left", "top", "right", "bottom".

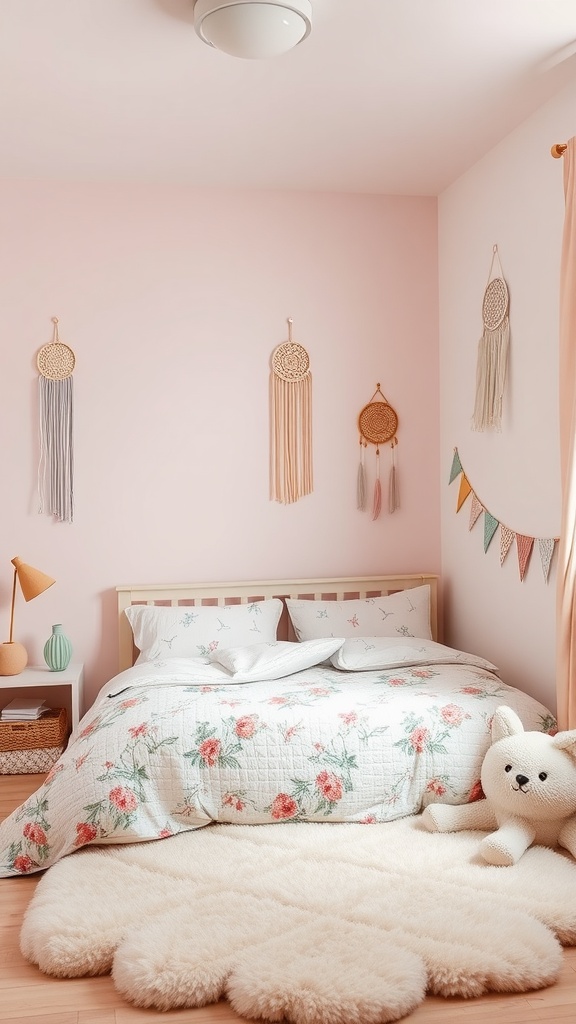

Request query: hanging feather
[
  {"left": 357, "top": 438, "right": 366, "bottom": 510},
  {"left": 389, "top": 438, "right": 399, "bottom": 513},
  {"left": 37, "top": 318, "right": 75, "bottom": 523},
  {"left": 372, "top": 447, "right": 382, "bottom": 520}
]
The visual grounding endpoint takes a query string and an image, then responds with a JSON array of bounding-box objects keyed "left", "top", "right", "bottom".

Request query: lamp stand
[
  {"left": 0, "top": 641, "right": 28, "bottom": 675},
  {"left": 8, "top": 565, "right": 17, "bottom": 642},
  {"left": 0, "top": 566, "right": 28, "bottom": 675}
]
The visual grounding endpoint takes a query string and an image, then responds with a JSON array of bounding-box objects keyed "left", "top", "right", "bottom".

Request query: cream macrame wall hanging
[
  {"left": 269, "top": 318, "right": 313, "bottom": 504},
  {"left": 357, "top": 384, "right": 399, "bottom": 520},
  {"left": 37, "top": 317, "right": 75, "bottom": 523},
  {"left": 472, "top": 244, "right": 510, "bottom": 431}
]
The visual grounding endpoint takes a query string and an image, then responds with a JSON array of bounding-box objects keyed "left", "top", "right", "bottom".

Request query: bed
[{"left": 0, "top": 573, "right": 555, "bottom": 877}]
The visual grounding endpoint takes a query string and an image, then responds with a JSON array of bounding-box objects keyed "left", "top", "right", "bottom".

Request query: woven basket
[
  {"left": 0, "top": 744, "right": 64, "bottom": 775},
  {"left": 0, "top": 708, "right": 67, "bottom": 752}
]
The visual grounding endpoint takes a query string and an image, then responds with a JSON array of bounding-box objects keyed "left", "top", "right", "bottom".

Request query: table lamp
[{"left": 0, "top": 557, "right": 56, "bottom": 676}]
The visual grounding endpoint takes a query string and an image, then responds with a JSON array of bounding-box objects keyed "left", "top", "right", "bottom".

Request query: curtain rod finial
[{"left": 552, "top": 143, "right": 567, "bottom": 159}]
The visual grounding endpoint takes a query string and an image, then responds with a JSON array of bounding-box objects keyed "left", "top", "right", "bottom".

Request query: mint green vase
[{"left": 44, "top": 624, "right": 72, "bottom": 672}]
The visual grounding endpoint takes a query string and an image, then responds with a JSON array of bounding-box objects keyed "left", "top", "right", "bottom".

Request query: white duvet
[{"left": 0, "top": 641, "right": 555, "bottom": 876}]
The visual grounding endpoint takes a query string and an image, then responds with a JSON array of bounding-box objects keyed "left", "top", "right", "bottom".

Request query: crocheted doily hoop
[
  {"left": 358, "top": 401, "right": 398, "bottom": 445},
  {"left": 482, "top": 278, "right": 509, "bottom": 332},
  {"left": 271, "top": 342, "right": 310, "bottom": 382},
  {"left": 37, "top": 343, "right": 75, "bottom": 381}
]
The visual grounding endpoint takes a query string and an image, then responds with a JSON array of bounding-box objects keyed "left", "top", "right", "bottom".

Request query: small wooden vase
[{"left": 0, "top": 641, "right": 28, "bottom": 676}]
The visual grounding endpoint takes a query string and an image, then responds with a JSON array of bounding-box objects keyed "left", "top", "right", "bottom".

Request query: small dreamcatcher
[
  {"left": 269, "top": 318, "right": 313, "bottom": 504},
  {"left": 472, "top": 244, "right": 510, "bottom": 431},
  {"left": 357, "top": 384, "right": 399, "bottom": 520},
  {"left": 37, "top": 317, "right": 75, "bottom": 523}
]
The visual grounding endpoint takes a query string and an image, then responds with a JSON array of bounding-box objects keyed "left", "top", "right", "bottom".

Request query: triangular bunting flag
[
  {"left": 538, "top": 538, "right": 556, "bottom": 584},
  {"left": 449, "top": 449, "right": 463, "bottom": 484},
  {"left": 469, "top": 494, "right": 483, "bottom": 530},
  {"left": 456, "top": 475, "right": 472, "bottom": 512},
  {"left": 483, "top": 512, "right": 499, "bottom": 552},
  {"left": 500, "top": 525, "right": 514, "bottom": 565},
  {"left": 516, "top": 534, "right": 534, "bottom": 582}
]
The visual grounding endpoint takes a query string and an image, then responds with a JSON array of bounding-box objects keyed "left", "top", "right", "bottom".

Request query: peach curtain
[{"left": 556, "top": 137, "right": 576, "bottom": 729}]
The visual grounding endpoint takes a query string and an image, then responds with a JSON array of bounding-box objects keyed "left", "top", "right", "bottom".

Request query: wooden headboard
[{"left": 116, "top": 574, "right": 439, "bottom": 672}]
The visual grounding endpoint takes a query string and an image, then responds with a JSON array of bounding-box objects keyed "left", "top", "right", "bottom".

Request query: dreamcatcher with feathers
[{"left": 357, "top": 384, "right": 399, "bottom": 520}]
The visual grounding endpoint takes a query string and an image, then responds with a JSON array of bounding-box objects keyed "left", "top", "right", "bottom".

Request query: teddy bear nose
[{"left": 516, "top": 774, "right": 529, "bottom": 787}]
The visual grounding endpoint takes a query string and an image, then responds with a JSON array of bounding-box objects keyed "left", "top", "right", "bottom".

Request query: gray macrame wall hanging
[
  {"left": 37, "top": 317, "right": 75, "bottom": 523},
  {"left": 472, "top": 244, "right": 510, "bottom": 431}
]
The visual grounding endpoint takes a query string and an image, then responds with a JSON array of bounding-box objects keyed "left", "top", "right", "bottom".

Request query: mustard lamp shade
[{"left": 0, "top": 557, "right": 56, "bottom": 676}]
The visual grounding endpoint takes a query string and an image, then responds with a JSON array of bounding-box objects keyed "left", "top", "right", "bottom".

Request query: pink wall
[
  {"left": 438, "top": 79, "right": 576, "bottom": 712},
  {"left": 0, "top": 182, "right": 439, "bottom": 709}
]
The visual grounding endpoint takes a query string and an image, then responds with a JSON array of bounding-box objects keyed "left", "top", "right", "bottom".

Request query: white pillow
[
  {"left": 209, "top": 638, "right": 345, "bottom": 682},
  {"left": 330, "top": 636, "right": 498, "bottom": 674},
  {"left": 125, "top": 599, "right": 283, "bottom": 664},
  {"left": 286, "top": 585, "right": 432, "bottom": 642}
]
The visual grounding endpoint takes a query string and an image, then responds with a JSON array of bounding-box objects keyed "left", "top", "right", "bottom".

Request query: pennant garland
[{"left": 449, "top": 448, "right": 558, "bottom": 583}]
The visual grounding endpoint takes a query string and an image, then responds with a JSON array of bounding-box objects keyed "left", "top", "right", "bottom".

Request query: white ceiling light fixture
[{"left": 193, "top": 0, "right": 312, "bottom": 60}]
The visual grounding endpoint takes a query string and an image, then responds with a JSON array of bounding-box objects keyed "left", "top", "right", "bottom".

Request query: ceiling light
[{"left": 193, "top": 1, "right": 312, "bottom": 59}]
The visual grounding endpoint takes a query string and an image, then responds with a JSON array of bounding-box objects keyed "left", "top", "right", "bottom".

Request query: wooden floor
[{"left": 1, "top": 775, "right": 576, "bottom": 1024}]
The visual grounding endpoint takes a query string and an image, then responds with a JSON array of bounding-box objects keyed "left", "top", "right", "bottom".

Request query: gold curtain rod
[{"left": 552, "top": 143, "right": 567, "bottom": 158}]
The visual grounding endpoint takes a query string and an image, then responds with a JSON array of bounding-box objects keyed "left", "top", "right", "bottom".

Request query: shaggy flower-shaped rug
[{"left": 21, "top": 816, "right": 576, "bottom": 1023}]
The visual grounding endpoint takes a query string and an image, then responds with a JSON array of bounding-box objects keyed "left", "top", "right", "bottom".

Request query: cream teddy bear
[{"left": 422, "top": 705, "right": 576, "bottom": 866}]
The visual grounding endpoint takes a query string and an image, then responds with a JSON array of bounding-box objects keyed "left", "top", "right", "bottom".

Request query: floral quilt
[{"left": 0, "top": 650, "right": 555, "bottom": 876}]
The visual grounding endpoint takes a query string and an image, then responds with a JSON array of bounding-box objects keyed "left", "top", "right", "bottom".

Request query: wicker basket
[
  {"left": 0, "top": 708, "right": 67, "bottom": 752},
  {"left": 0, "top": 745, "right": 64, "bottom": 775}
]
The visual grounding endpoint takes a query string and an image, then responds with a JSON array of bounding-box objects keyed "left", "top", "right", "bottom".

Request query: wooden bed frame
[{"left": 116, "top": 574, "right": 439, "bottom": 672}]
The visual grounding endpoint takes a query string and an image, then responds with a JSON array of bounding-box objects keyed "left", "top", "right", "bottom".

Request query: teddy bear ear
[
  {"left": 552, "top": 730, "right": 576, "bottom": 758},
  {"left": 491, "top": 705, "right": 525, "bottom": 742}
]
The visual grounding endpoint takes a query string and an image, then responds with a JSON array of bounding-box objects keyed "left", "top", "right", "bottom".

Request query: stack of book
[{"left": 0, "top": 697, "right": 49, "bottom": 721}]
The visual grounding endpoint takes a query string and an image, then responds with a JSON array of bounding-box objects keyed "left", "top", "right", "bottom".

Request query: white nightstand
[{"left": 0, "top": 663, "right": 84, "bottom": 733}]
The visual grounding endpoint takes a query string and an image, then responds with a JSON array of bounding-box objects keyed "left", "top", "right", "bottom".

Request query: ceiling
[{"left": 2, "top": 0, "right": 576, "bottom": 196}]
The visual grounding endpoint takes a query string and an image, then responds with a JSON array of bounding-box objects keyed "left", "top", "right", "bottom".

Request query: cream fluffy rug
[{"left": 21, "top": 816, "right": 576, "bottom": 1023}]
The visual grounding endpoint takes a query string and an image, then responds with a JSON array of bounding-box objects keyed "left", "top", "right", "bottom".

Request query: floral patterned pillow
[
  {"left": 286, "top": 585, "right": 432, "bottom": 642},
  {"left": 125, "top": 599, "right": 283, "bottom": 663},
  {"left": 210, "top": 638, "right": 345, "bottom": 682}
]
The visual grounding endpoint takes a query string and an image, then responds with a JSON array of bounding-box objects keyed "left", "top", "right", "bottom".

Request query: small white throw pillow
[
  {"left": 330, "top": 636, "right": 499, "bottom": 674},
  {"left": 286, "top": 585, "right": 432, "bottom": 642},
  {"left": 210, "top": 638, "right": 345, "bottom": 682}
]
